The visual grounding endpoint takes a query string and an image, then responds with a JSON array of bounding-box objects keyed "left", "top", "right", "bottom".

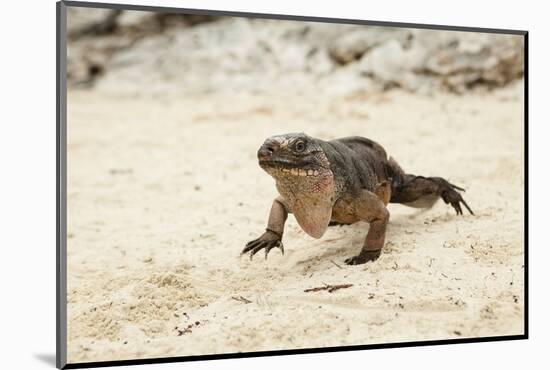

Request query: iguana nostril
[
  {"left": 258, "top": 146, "right": 274, "bottom": 159},
  {"left": 258, "top": 141, "right": 278, "bottom": 159}
]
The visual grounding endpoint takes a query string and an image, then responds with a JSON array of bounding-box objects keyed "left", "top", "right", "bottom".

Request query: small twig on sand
[
  {"left": 231, "top": 295, "right": 253, "bottom": 304},
  {"left": 176, "top": 325, "right": 193, "bottom": 336},
  {"left": 304, "top": 283, "right": 353, "bottom": 293},
  {"left": 330, "top": 259, "right": 343, "bottom": 269}
]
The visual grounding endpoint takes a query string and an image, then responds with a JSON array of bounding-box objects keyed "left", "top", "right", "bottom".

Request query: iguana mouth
[
  {"left": 259, "top": 159, "right": 321, "bottom": 176},
  {"left": 278, "top": 167, "right": 320, "bottom": 177}
]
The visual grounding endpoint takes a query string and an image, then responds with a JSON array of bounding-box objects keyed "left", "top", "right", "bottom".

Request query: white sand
[{"left": 66, "top": 83, "right": 524, "bottom": 363}]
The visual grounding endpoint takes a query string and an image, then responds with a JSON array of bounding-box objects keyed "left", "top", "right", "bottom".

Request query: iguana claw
[
  {"left": 344, "top": 249, "right": 381, "bottom": 265},
  {"left": 264, "top": 240, "right": 284, "bottom": 259},
  {"left": 441, "top": 181, "right": 474, "bottom": 216},
  {"left": 242, "top": 231, "right": 284, "bottom": 260}
]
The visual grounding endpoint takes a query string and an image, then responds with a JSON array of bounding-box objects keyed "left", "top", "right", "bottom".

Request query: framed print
[{"left": 56, "top": 1, "right": 528, "bottom": 368}]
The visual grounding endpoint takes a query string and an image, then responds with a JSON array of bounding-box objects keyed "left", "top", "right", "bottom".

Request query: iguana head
[
  {"left": 257, "top": 133, "right": 330, "bottom": 178},
  {"left": 257, "top": 133, "right": 335, "bottom": 238}
]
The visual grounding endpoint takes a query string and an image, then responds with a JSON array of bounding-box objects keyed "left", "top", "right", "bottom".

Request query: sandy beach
[{"left": 66, "top": 81, "right": 525, "bottom": 363}]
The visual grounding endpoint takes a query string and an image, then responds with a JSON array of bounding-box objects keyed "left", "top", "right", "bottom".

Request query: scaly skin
[{"left": 242, "top": 133, "right": 473, "bottom": 265}]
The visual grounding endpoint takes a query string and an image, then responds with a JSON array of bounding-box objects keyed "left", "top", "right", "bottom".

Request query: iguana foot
[
  {"left": 242, "top": 229, "right": 284, "bottom": 260},
  {"left": 344, "top": 249, "right": 381, "bottom": 265},
  {"left": 438, "top": 179, "right": 474, "bottom": 216}
]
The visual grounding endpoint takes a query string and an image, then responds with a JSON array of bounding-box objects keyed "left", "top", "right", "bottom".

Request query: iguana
[{"left": 242, "top": 133, "right": 473, "bottom": 265}]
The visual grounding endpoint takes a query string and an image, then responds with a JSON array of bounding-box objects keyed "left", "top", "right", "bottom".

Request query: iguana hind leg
[
  {"left": 344, "top": 189, "right": 390, "bottom": 265},
  {"left": 390, "top": 175, "right": 473, "bottom": 215}
]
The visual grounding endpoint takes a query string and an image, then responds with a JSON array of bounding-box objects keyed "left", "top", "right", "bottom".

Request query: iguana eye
[{"left": 294, "top": 140, "right": 306, "bottom": 152}]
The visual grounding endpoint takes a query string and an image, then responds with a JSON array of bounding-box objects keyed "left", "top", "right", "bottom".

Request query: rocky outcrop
[{"left": 67, "top": 8, "right": 524, "bottom": 95}]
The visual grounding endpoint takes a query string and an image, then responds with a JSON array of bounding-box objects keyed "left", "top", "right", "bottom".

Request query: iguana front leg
[{"left": 242, "top": 196, "right": 288, "bottom": 260}]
